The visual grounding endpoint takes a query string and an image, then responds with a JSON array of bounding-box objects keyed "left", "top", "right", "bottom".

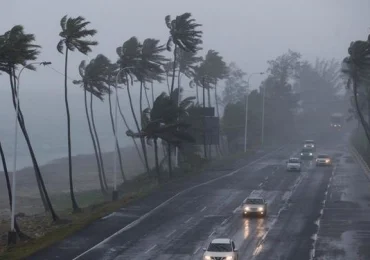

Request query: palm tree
[
  {"left": 116, "top": 37, "right": 151, "bottom": 175},
  {"left": 127, "top": 92, "right": 195, "bottom": 179},
  {"left": 0, "top": 25, "right": 59, "bottom": 221},
  {"left": 202, "top": 50, "right": 228, "bottom": 155},
  {"left": 57, "top": 15, "right": 98, "bottom": 212},
  {"left": 73, "top": 56, "right": 116, "bottom": 193},
  {"left": 165, "top": 12, "right": 203, "bottom": 94},
  {"left": 342, "top": 36, "right": 370, "bottom": 144}
]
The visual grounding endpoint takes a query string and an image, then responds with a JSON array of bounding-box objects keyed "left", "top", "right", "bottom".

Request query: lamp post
[
  {"left": 112, "top": 66, "right": 134, "bottom": 201},
  {"left": 9, "top": 61, "right": 51, "bottom": 244},
  {"left": 244, "top": 72, "right": 264, "bottom": 153}
]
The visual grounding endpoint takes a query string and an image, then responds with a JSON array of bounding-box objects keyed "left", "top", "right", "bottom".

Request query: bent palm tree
[
  {"left": 127, "top": 92, "right": 195, "bottom": 179},
  {"left": 165, "top": 12, "right": 203, "bottom": 94},
  {"left": 73, "top": 62, "right": 106, "bottom": 193},
  {"left": 57, "top": 15, "right": 98, "bottom": 212},
  {"left": 0, "top": 25, "right": 59, "bottom": 221},
  {"left": 342, "top": 37, "right": 370, "bottom": 142}
]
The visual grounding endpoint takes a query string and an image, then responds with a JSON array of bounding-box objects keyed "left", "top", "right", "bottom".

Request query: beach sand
[{"left": 0, "top": 145, "right": 163, "bottom": 219}]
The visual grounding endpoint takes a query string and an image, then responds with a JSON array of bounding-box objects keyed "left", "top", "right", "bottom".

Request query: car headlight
[
  {"left": 300, "top": 153, "right": 303, "bottom": 155},
  {"left": 309, "top": 153, "right": 313, "bottom": 156},
  {"left": 325, "top": 159, "right": 330, "bottom": 163},
  {"left": 258, "top": 207, "right": 263, "bottom": 211},
  {"left": 204, "top": 256, "right": 211, "bottom": 260},
  {"left": 244, "top": 207, "right": 250, "bottom": 211},
  {"left": 226, "top": 257, "right": 234, "bottom": 260}
]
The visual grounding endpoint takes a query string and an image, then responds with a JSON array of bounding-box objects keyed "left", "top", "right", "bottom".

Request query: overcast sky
[{"left": 1, "top": 0, "right": 370, "bottom": 94}]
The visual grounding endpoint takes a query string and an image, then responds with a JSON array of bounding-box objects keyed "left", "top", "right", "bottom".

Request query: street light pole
[
  {"left": 113, "top": 66, "right": 134, "bottom": 201},
  {"left": 244, "top": 72, "right": 264, "bottom": 153},
  {"left": 9, "top": 61, "right": 51, "bottom": 244},
  {"left": 261, "top": 83, "right": 267, "bottom": 146}
]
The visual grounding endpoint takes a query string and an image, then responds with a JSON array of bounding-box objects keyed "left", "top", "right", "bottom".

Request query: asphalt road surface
[{"left": 28, "top": 130, "right": 370, "bottom": 260}]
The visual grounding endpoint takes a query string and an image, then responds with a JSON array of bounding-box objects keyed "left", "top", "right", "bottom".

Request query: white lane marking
[
  {"left": 265, "top": 176, "right": 269, "bottom": 180},
  {"left": 208, "top": 230, "right": 215, "bottom": 238},
  {"left": 185, "top": 217, "right": 193, "bottom": 223},
  {"left": 309, "top": 165, "right": 337, "bottom": 260},
  {"left": 200, "top": 206, "right": 207, "bottom": 212},
  {"left": 233, "top": 206, "right": 240, "bottom": 214},
  {"left": 221, "top": 218, "right": 229, "bottom": 226},
  {"left": 145, "top": 244, "right": 157, "bottom": 254},
  {"left": 72, "top": 144, "right": 287, "bottom": 259},
  {"left": 101, "top": 212, "right": 115, "bottom": 220},
  {"left": 165, "top": 229, "right": 176, "bottom": 238},
  {"left": 193, "top": 246, "right": 201, "bottom": 255},
  {"left": 259, "top": 183, "right": 263, "bottom": 187}
]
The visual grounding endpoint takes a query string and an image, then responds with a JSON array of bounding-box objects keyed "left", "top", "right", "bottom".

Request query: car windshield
[
  {"left": 246, "top": 198, "right": 264, "bottom": 204},
  {"left": 304, "top": 142, "right": 314, "bottom": 145},
  {"left": 317, "top": 155, "right": 329, "bottom": 158},
  {"left": 207, "top": 243, "right": 232, "bottom": 252},
  {"left": 302, "top": 148, "right": 313, "bottom": 152},
  {"left": 289, "top": 159, "right": 300, "bottom": 163}
]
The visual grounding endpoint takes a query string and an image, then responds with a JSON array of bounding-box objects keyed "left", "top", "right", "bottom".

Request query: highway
[{"left": 28, "top": 130, "right": 370, "bottom": 260}]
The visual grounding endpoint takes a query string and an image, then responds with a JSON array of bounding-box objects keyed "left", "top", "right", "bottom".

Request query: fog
[{"left": 0, "top": 0, "right": 369, "bottom": 167}]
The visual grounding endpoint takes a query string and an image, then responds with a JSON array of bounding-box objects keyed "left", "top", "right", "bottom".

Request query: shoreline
[{"left": 0, "top": 145, "right": 163, "bottom": 219}]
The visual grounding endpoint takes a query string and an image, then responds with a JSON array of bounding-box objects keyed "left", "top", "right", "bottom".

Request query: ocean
[{"left": 0, "top": 87, "right": 137, "bottom": 170}]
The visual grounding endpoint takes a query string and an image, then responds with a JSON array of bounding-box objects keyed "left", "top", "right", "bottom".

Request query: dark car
[
  {"left": 316, "top": 154, "right": 332, "bottom": 166},
  {"left": 300, "top": 147, "right": 314, "bottom": 160}
]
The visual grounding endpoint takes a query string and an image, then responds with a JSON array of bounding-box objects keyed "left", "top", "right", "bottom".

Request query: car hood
[
  {"left": 244, "top": 204, "right": 264, "bottom": 208},
  {"left": 287, "top": 162, "right": 300, "bottom": 165},
  {"left": 204, "top": 251, "right": 234, "bottom": 257}
]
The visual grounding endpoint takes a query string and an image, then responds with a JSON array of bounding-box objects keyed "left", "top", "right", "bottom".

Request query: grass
[{"left": 0, "top": 149, "right": 259, "bottom": 260}]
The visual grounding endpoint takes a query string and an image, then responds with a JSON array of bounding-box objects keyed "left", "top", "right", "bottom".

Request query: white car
[
  {"left": 203, "top": 238, "right": 239, "bottom": 260},
  {"left": 303, "top": 140, "right": 316, "bottom": 150},
  {"left": 286, "top": 157, "right": 302, "bottom": 171},
  {"left": 242, "top": 197, "right": 267, "bottom": 217}
]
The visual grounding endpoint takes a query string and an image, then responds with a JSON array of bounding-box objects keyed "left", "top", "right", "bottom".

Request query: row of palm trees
[{"left": 0, "top": 12, "right": 230, "bottom": 230}]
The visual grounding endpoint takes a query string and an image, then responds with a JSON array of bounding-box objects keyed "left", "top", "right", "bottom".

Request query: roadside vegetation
[{"left": 0, "top": 12, "right": 347, "bottom": 258}]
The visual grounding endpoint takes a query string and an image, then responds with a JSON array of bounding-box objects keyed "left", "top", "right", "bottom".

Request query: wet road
[{"left": 28, "top": 130, "right": 370, "bottom": 260}]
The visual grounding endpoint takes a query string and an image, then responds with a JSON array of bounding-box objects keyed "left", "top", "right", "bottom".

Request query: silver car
[
  {"left": 286, "top": 157, "right": 302, "bottom": 172},
  {"left": 242, "top": 197, "right": 267, "bottom": 217},
  {"left": 202, "top": 238, "right": 239, "bottom": 260}
]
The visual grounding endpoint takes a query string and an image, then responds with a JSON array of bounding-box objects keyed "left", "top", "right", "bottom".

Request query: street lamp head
[{"left": 40, "top": 61, "right": 52, "bottom": 66}]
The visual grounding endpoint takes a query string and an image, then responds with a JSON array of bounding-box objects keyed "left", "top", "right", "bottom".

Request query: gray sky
[
  {"left": 0, "top": 0, "right": 369, "bottom": 165},
  {"left": 1, "top": 0, "right": 370, "bottom": 93}
]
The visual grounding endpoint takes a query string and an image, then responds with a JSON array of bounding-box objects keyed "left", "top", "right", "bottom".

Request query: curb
[{"left": 349, "top": 145, "right": 370, "bottom": 181}]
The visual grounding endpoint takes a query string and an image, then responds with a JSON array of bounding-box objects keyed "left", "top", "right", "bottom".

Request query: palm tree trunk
[
  {"left": 144, "top": 83, "right": 151, "bottom": 109},
  {"left": 126, "top": 81, "right": 150, "bottom": 175},
  {"left": 175, "top": 70, "right": 181, "bottom": 167},
  {"left": 0, "top": 141, "right": 29, "bottom": 240},
  {"left": 151, "top": 82, "right": 155, "bottom": 104},
  {"left": 8, "top": 71, "right": 48, "bottom": 211},
  {"left": 139, "top": 81, "right": 150, "bottom": 175},
  {"left": 196, "top": 85, "right": 199, "bottom": 104},
  {"left": 9, "top": 69, "right": 59, "bottom": 221},
  {"left": 64, "top": 49, "right": 80, "bottom": 212},
  {"left": 154, "top": 138, "right": 160, "bottom": 181},
  {"left": 170, "top": 46, "right": 178, "bottom": 94},
  {"left": 202, "top": 83, "right": 207, "bottom": 159},
  {"left": 90, "top": 91, "right": 108, "bottom": 190},
  {"left": 108, "top": 86, "right": 127, "bottom": 182},
  {"left": 117, "top": 95, "right": 145, "bottom": 167},
  {"left": 167, "top": 143, "right": 172, "bottom": 178},
  {"left": 207, "top": 88, "right": 212, "bottom": 158},
  {"left": 353, "top": 77, "right": 370, "bottom": 141},
  {"left": 84, "top": 89, "right": 106, "bottom": 194}
]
